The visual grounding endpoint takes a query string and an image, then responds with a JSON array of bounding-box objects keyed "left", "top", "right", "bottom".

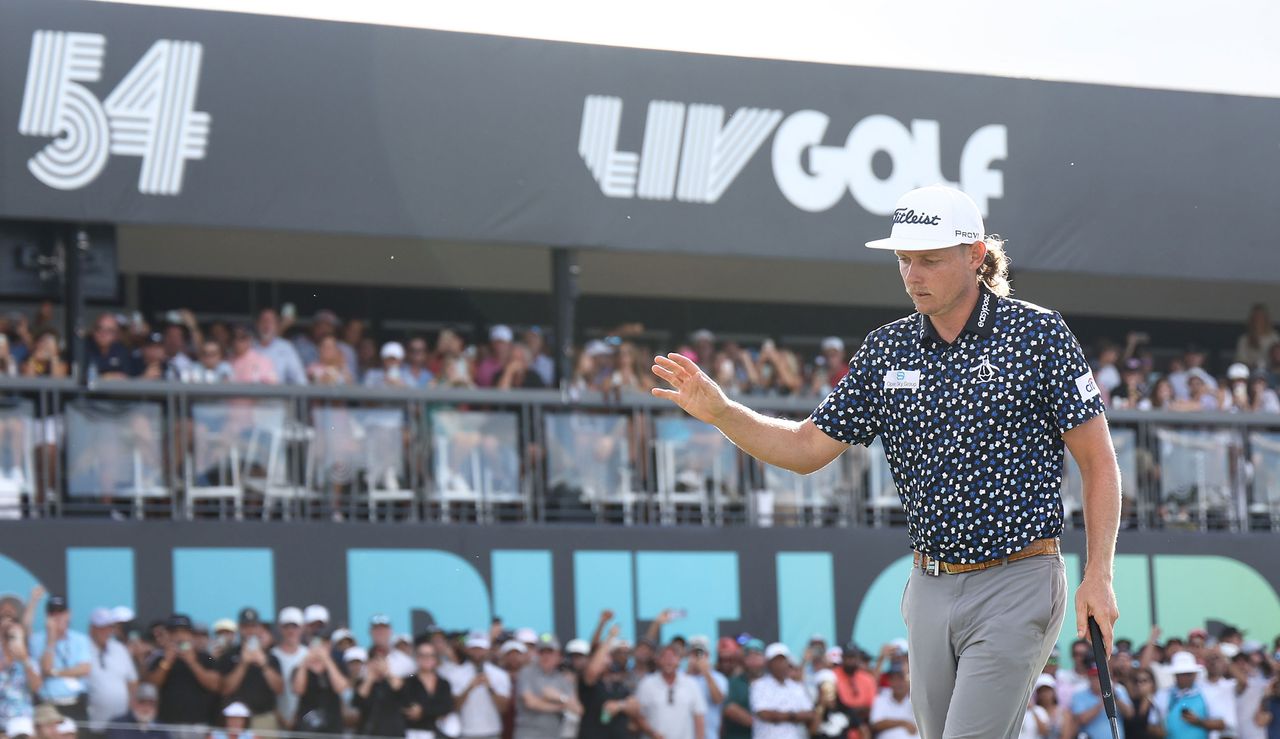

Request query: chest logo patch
[
  {"left": 884, "top": 369, "right": 921, "bottom": 390},
  {"left": 971, "top": 355, "right": 1000, "bottom": 383}
]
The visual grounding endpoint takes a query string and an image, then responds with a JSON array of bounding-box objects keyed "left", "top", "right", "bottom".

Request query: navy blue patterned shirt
[{"left": 810, "top": 287, "right": 1106, "bottom": 563}]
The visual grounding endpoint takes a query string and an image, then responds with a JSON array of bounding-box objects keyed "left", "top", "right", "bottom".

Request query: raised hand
[{"left": 651, "top": 353, "right": 730, "bottom": 424}]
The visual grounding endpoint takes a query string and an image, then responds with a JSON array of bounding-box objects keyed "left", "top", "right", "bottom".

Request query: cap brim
[{"left": 865, "top": 236, "right": 972, "bottom": 252}]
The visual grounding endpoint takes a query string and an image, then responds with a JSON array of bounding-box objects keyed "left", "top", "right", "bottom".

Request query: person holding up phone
[
  {"left": 145, "top": 615, "right": 220, "bottom": 739},
  {"left": 1, "top": 618, "right": 42, "bottom": 727},
  {"left": 1153, "top": 653, "right": 1225, "bottom": 739},
  {"left": 216, "top": 609, "right": 283, "bottom": 732}
]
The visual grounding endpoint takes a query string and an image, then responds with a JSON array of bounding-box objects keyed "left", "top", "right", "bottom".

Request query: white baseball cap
[
  {"left": 90, "top": 608, "right": 117, "bottom": 628},
  {"left": 490, "top": 325, "right": 514, "bottom": 343},
  {"left": 499, "top": 640, "right": 527, "bottom": 655},
  {"left": 381, "top": 341, "right": 405, "bottom": 360},
  {"left": 344, "top": 646, "right": 369, "bottom": 663},
  {"left": 566, "top": 639, "right": 590, "bottom": 656},
  {"left": 1227, "top": 363, "right": 1250, "bottom": 381},
  {"left": 278, "top": 607, "right": 304, "bottom": 626},
  {"left": 764, "top": 642, "right": 792, "bottom": 662},
  {"left": 865, "top": 185, "right": 986, "bottom": 252},
  {"left": 515, "top": 627, "right": 539, "bottom": 643},
  {"left": 110, "top": 606, "right": 135, "bottom": 623},
  {"left": 1034, "top": 673, "right": 1056, "bottom": 690},
  {"left": 304, "top": 604, "right": 330, "bottom": 624},
  {"left": 223, "top": 702, "right": 251, "bottom": 719},
  {"left": 466, "top": 635, "right": 492, "bottom": 650}
]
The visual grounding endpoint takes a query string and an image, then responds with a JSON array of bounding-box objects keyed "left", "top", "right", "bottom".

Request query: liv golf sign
[{"left": 577, "top": 94, "right": 1006, "bottom": 216}]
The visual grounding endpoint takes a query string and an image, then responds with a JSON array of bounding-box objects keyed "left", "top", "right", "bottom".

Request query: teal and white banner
[{"left": 1, "top": 522, "right": 1277, "bottom": 655}]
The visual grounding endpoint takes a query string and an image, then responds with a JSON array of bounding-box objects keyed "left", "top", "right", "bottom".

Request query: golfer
[{"left": 651, "top": 185, "right": 1120, "bottom": 739}]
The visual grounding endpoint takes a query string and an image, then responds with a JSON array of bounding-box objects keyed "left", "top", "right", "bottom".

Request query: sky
[{"left": 88, "top": 0, "right": 1280, "bottom": 99}]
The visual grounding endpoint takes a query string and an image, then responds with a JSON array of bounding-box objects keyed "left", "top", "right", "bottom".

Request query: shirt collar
[{"left": 918, "top": 285, "right": 999, "bottom": 345}]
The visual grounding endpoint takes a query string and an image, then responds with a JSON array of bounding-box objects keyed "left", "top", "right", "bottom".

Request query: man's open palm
[{"left": 651, "top": 353, "right": 729, "bottom": 424}]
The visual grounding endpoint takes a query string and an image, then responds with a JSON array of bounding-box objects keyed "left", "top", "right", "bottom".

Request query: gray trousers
[{"left": 901, "top": 552, "right": 1066, "bottom": 739}]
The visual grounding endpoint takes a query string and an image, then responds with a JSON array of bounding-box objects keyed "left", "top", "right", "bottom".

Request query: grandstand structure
[{"left": 1, "top": 0, "right": 1278, "bottom": 650}]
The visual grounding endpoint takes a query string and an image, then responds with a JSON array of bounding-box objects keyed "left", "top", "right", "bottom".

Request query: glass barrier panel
[
  {"left": 543, "top": 412, "right": 635, "bottom": 522},
  {"left": 66, "top": 400, "right": 166, "bottom": 510}
]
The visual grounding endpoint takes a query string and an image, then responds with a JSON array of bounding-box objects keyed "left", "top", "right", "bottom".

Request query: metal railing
[{"left": 0, "top": 377, "right": 1278, "bottom": 530}]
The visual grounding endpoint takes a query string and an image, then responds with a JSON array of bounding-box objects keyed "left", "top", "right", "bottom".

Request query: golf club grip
[{"left": 1088, "top": 616, "right": 1118, "bottom": 720}]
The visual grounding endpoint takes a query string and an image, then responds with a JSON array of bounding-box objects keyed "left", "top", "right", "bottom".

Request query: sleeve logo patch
[{"left": 1075, "top": 372, "right": 1100, "bottom": 402}]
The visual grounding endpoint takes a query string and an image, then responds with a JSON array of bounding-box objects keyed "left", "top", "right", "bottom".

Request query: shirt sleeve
[
  {"left": 691, "top": 681, "right": 711, "bottom": 717},
  {"left": 72, "top": 633, "right": 93, "bottom": 665},
  {"left": 748, "top": 680, "right": 765, "bottom": 713},
  {"left": 490, "top": 668, "right": 512, "bottom": 698},
  {"left": 1036, "top": 313, "right": 1107, "bottom": 434},
  {"left": 809, "top": 335, "right": 882, "bottom": 447},
  {"left": 869, "top": 693, "right": 887, "bottom": 723}
]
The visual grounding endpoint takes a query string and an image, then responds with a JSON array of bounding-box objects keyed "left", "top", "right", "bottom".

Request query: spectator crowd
[
  {"left": 2, "top": 589, "right": 1279, "bottom": 739},
  {"left": 1, "top": 301, "right": 1277, "bottom": 412}
]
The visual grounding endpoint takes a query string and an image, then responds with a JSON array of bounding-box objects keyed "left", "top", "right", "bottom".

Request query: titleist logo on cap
[{"left": 893, "top": 208, "right": 942, "bottom": 226}]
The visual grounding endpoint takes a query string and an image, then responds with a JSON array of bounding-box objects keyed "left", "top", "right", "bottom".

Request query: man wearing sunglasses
[{"left": 636, "top": 643, "right": 706, "bottom": 739}]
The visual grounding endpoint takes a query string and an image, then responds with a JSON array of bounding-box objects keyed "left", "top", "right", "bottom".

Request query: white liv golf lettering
[{"left": 578, "top": 95, "right": 1006, "bottom": 216}]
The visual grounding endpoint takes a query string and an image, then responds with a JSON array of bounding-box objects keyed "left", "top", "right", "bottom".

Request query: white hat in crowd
[
  {"left": 514, "top": 627, "right": 539, "bottom": 644},
  {"left": 565, "top": 639, "right": 590, "bottom": 656},
  {"left": 499, "top": 641, "right": 527, "bottom": 655},
  {"left": 344, "top": 647, "right": 368, "bottom": 663},
  {"left": 1034, "top": 673, "right": 1056, "bottom": 690},
  {"left": 381, "top": 341, "right": 405, "bottom": 361},
  {"left": 90, "top": 608, "right": 117, "bottom": 628},
  {"left": 223, "top": 703, "right": 251, "bottom": 719},
  {"left": 865, "top": 185, "right": 986, "bottom": 252},
  {"left": 764, "top": 642, "right": 792, "bottom": 662},
  {"left": 332, "top": 628, "right": 354, "bottom": 643},
  {"left": 278, "top": 607, "right": 304, "bottom": 626},
  {"left": 1170, "top": 652, "right": 1201, "bottom": 675},
  {"left": 6, "top": 716, "right": 35, "bottom": 737},
  {"left": 304, "top": 604, "right": 330, "bottom": 624},
  {"left": 820, "top": 337, "right": 845, "bottom": 354},
  {"left": 466, "top": 635, "right": 492, "bottom": 650},
  {"left": 1227, "top": 363, "right": 1250, "bottom": 381},
  {"left": 490, "top": 325, "right": 514, "bottom": 343},
  {"left": 110, "top": 606, "right": 135, "bottom": 623}
]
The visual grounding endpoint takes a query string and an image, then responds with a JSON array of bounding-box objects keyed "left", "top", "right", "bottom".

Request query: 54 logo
[{"left": 17, "top": 30, "right": 211, "bottom": 195}]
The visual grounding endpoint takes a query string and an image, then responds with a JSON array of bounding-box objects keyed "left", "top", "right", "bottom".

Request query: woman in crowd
[
  {"left": 1122, "top": 667, "right": 1163, "bottom": 738},
  {"left": 307, "top": 336, "right": 353, "bottom": 386},
  {"left": 0, "top": 335, "right": 19, "bottom": 378},
  {"left": 431, "top": 329, "right": 475, "bottom": 389},
  {"left": 20, "top": 331, "right": 66, "bottom": 378},
  {"left": 353, "top": 645, "right": 407, "bottom": 737},
  {"left": 753, "top": 339, "right": 803, "bottom": 396},
  {"left": 0, "top": 620, "right": 41, "bottom": 728},
  {"left": 1235, "top": 303, "right": 1279, "bottom": 369},
  {"left": 1248, "top": 371, "right": 1280, "bottom": 413},
  {"left": 399, "top": 643, "right": 454, "bottom": 739},
  {"left": 293, "top": 636, "right": 349, "bottom": 734}
]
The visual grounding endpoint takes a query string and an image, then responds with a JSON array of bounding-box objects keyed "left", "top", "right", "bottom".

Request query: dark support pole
[
  {"left": 551, "top": 248, "right": 578, "bottom": 390},
  {"left": 62, "top": 225, "right": 88, "bottom": 385}
]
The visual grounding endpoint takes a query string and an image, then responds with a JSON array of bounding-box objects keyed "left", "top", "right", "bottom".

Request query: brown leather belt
[{"left": 913, "top": 538, "right": 1060, "bottom": 576}]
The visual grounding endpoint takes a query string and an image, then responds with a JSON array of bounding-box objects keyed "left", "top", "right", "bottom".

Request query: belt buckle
[{"left": 924, "top": 557, "right": 940, "bottom": 577}]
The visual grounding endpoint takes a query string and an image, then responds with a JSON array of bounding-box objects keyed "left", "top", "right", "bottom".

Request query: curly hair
[{"left": 977, "top": 235, "right": 1011, "bottom": 296}]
